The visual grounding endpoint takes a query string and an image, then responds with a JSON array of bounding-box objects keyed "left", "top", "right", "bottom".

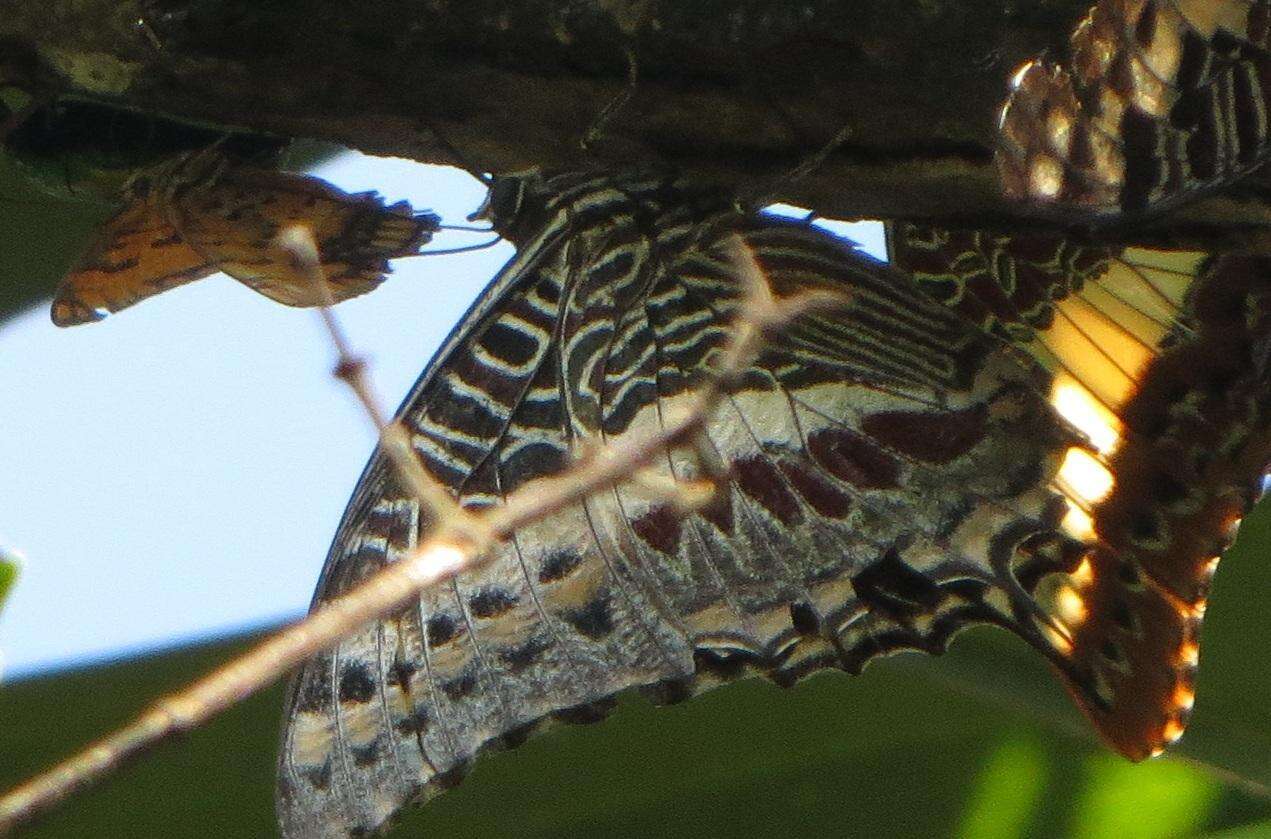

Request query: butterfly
[
  {"left": 890, "top": 222, "right": 1271, "bottom": 755},
  {"left": 48, "top": 148, "right": 440, "bottom": 326},
  {"left": 273, "top": 1, "right": 1271, "bottom": 833},
  {"left": 997, "top": 0, "right": 1271, "bottom": 217},
  {"left": 266, "top": 165, "right": 1266, "bottom": 837}
]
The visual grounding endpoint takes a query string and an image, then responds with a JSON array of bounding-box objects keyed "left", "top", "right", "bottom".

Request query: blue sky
[{"left": 0, "top": 153, "right": 885, "bottom": 679}]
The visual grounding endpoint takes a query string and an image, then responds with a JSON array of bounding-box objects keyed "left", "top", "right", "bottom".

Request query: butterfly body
[{"left": 49, "top": 149, "right": 439, "bottom": 326}]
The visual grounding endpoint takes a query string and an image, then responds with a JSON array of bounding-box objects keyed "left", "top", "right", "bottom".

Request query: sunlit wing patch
[
  {"left": 51, "top": 199, "right": 215, "bottom": 326},
  {"left": 279, "top": 171, "right": 1106, "bottom": 837},
  {"left": 50, "top": 150, "right": 440, "bottom": 326},
  {"left": 890, "top": 221, "right": 1271, "bottom": 759},
  {"left": 997, "top": 0, "right": 1271, "bottom": 216},
  {"left": 1061, "top": 255, "right": 1271, "bottom": 758}
]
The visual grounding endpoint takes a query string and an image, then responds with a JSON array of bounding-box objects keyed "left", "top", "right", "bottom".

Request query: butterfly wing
[
  {"left": 998, "top": 0, "right": 1271, "bottom": 216},
  {"left": 169, "top": 167, "right": 438, "bottom": 307},
  {"left": 277, "top": 171, "right": 1092, "bottom": 837},
  {"left": 888, "top": 221, "right": 1271, "bottom": 757},
  {"left": 50, "top": 198, "right": 216, "bottom": 326}
]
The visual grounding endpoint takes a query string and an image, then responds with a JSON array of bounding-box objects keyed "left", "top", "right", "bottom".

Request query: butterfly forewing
[
  {"left": 169, "top": 165, "right": 434, "bottom": 307},
  {"left": 277, "top": 171, "right": 1091, "bottom": 837}
]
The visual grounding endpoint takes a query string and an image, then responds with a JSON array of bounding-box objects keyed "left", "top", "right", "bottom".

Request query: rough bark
[{"left": 2, "top": 0, "right": 1270, "bottom": 246}]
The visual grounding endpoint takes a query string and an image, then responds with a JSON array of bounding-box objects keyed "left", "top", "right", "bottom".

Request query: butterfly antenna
[
  {"left": 415, "top": 238, "right": 503, "bottom": 257},
  {"left": 437, "top": 223, "right": 496, "bottom": 233}
]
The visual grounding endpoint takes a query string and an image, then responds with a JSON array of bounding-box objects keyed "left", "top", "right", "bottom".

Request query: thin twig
[
  {"left": 276, "top": 226, "right": 483, "bottom": 541},
  {"left": 0, "top": 233, "right": 845, "bottom": 834}
]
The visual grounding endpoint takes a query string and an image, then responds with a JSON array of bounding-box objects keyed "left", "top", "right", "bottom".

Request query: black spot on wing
[
  {"left": 498, "top": 635, "right": 551, "bottom": 672},
  {"left": 852, "top": 547, "right": 943, "bottom": 623},
  {"left": 426, "top": 614, "right": 458, "bottom": 646},
  {"left": 338, "top": 663, "right": 377, "bottom": 704},
  {"left": 468, "top": 586, "right": 520, "bottom": 618},
  {"left": 562, "top": 590, "right": 615, "bottom": 640},
  {"left": 538, "top": 548, "right": 584, "bottom": 583},
  {"left": 442, "top": 670, "right": 477, "bottom": 700}
]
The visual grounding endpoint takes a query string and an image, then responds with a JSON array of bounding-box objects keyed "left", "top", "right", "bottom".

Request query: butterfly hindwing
[
  {"left": 887, "top": 221, "right": 1271, "bottom": 758},
  {"left": 278, "top": 171, "right": 1091, "bottom": 837}
]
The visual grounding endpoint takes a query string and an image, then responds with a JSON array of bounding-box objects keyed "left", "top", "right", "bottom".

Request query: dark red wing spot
[
  {"left": 698, "top": 489, "right": 735, "bottom": 535},
  {"left": 734, "top": 456, "right": 802, "bottom": 526},
  {"left": 631, "top": 504, "right": 684, "bottom": 555},
  {"left": 778, "top": 460, "right": 852, "bottom": 518},
  {"left": 807, "top": 427, "right": 902, "bottom": 489},
  {"left": 860, "top": 404, "right": 988, "bottom": 464}
]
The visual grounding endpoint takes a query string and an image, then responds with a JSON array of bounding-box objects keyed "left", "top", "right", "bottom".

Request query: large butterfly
[
  {"left": 270, "top": 166, "right": 1271, "bottom": 837},
  {"left": 48, "top": 149, "right": 440, "bottom": 326},
  {"left": 275, "top": 1, "right": 1271, "bottom": 834}
]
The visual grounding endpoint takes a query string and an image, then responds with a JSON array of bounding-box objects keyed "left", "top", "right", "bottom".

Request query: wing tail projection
[
  {"left": 889, "top": 222, "right": 1271, "bottom": 758},
  {"left": 277, "top": 170, "right": 1093, "bottom": 837},
  {"left": 998, "top": 0, "right": 1271, "bottom": 216}
]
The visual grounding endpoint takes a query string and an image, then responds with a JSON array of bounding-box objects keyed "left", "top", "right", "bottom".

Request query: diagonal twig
[{"left": 0, "top": 232, "right": 848, "bottom": 834}]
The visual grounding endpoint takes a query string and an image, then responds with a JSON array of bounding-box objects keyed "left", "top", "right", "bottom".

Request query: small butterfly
[{"left": 49, "top": 148, "right": 440, "bottom": 326}]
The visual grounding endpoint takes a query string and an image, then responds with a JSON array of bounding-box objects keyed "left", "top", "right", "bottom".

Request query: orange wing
[
  {"left": 51, "top": 199, "right": 216, "bottom": 327},
  {"left": 168, "top": 167, "right": 439, "bottom": 307}
]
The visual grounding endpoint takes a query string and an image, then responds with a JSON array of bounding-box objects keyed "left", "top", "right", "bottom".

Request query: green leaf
[
  {"left": 0, "top": 549, "right": 20, "bottom": 684},
  {"left": 1068, "top": 754, "right": 1219, "bottom": 839},
  {"left": 958, "top": 734, "right": 1048, "bottom": 839},
  {"left": 0, "top": 549, "right": 18, "bottom": 615}
]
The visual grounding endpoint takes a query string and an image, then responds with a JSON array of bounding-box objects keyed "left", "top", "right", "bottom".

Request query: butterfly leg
[{"left": 581, "top": 44, "right": 639, "bottom": 151}]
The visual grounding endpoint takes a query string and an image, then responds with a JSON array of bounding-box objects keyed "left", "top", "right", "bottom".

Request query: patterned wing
[
  {"left": 168, "top": 163, "right": 439, "bottom": 307},
  {"left": 998, "top": 0, "right": 1271, "bottom": 216},
  {"left": 889, "top": 221, "right": 1271, "bottom": 757},
  {"left": 50, "top": 153, "right": 440, "bottom": 326},
  {"left": 50, "top": 198, "right": 215, "bottom": 326},
  {"left": 277, "top": 170, "right": 1103, "bottom": 837}
]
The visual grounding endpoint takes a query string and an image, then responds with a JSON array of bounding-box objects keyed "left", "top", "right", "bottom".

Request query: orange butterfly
[{"left": 50, "top": 149, "right": 439, "bottom": 326}]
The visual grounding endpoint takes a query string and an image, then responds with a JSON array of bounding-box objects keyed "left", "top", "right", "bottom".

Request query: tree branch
[
  {"left": 6, "top": 1, "right": 1270, "bottom": 250},
  {"left": 10, "top": 0, "right": 1264, "bottom": 240}
]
